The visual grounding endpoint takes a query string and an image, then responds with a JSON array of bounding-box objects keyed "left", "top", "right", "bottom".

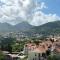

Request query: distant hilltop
[
  {"left": 0, "top": 22, "right": 33, "bottom": 32},
  {"left": 0, "top": 21, "right": 60, "bottom": 36},
  {"left": 24, "top": 21, "right": 60, "bottom": 36}
]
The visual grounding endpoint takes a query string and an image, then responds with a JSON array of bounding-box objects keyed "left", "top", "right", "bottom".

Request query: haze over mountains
[
  {"left": 0, "top": 21, "right": 60, "bottom": 36},
  {"left": 0, "top": 22, "right": 33, "bottom": 32}
]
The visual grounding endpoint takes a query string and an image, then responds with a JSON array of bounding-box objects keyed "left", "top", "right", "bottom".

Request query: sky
[{"left": 0, "top": 0, "right": 60, "bottom": 26}]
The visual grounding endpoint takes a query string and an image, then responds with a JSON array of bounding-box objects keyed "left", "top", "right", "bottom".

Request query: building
[{"left": 24, "top": 37, "right": 60, "bottom": 60}]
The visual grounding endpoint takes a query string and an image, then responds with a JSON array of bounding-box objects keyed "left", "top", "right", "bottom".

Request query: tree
[
  {"left": 0, "top": 51, "right": 5, "bottom": 60},
  {"left": 47, "top": 54, "right": 60, "bottom": 60},
  {"left": 0, "top": 37, "right": 16, "bottom": 53}
]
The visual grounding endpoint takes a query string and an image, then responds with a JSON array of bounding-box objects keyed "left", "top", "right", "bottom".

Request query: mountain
[
  {"left": 0, "top": 23, "right": 13, "bottom": 32},
  {"left": 0, "top": 22, "right": 33, "bottom": 32},
  {"left": 25, "top": 21, "right": 60, "bottom": 36},
  {"left": 0, "top": 21, "right": 60, "bottom": 36},
  {"left": 14, "top": 22, "right": 33, "bottom": 31}
]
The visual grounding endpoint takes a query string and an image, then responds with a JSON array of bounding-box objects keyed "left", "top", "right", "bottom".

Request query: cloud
[
  {"left": 0, "top": 0, "right": 60, "bottom": 26},
  {"left": 0, "top": 0, "right": 36, "bottom": 24},
  {"left": 30, "top": 11, "right": 60, "bottom": 26}
]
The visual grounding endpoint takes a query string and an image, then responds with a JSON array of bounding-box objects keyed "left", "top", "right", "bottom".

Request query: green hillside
[{"left": 26, "top": 21, "right": 60, "bottom": 36}]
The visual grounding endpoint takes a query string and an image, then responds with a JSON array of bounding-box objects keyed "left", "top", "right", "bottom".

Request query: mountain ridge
[
  {"left": 25, "top": 21, "right": 60, "bottom": 36},
  {"left": 0, "top": 22, "right": 33, "bottom": 32},
  {"left": 0, "top": 21, "right": 60, "bottom": 36}
]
